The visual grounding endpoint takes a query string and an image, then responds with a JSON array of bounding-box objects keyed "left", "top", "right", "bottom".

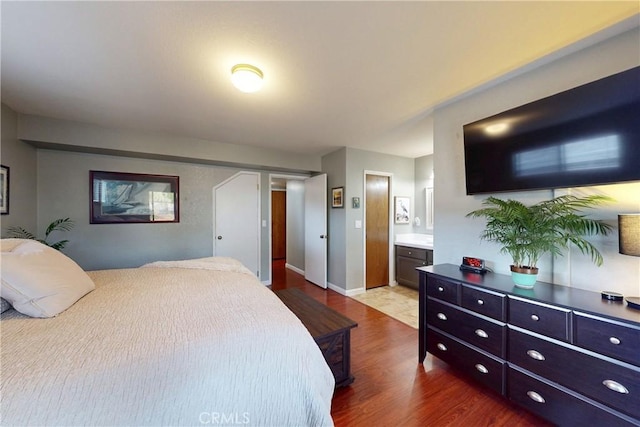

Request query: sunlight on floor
[{"left": 350, "top": 285, "right": 418, "bottom": 329}]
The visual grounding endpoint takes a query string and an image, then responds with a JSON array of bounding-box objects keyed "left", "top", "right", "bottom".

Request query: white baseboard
[
  {"left": 285, "top": 263, "right": 304, "bottom": 275},
  {"left": 328, "top": 282, "right": 366, "bottom": 297}
]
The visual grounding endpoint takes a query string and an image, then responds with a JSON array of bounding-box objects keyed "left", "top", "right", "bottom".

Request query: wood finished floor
[{"left": 271, "top": 260, "right": 551, "bottom": 427}]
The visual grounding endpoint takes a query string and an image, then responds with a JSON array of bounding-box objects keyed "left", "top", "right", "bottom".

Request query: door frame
[
  {"left": 267, "top": 173, "right": 309, "bottom": 284},
  {"left": 362, "top": 170, "right": 394, "bottom": 291}
]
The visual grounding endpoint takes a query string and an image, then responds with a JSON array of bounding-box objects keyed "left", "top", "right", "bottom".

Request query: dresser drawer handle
[
  {"left": 477, "top": 299, "right": 484, "bottom": 305},
  {"left": 603, "top": 380, "right": 629, "bottom": 394},
  {"left": 609, "top": 337, "right": 621, "bottom": 345},
  {"left": 437, "top": 286, "right": 444, "bottom": 292},
  {"left": 475, "top": 329, "right": 488, "bottom": 338},
  {"left": 527, "top": 350, "right": 546, "bottom": 361},
  {"left": 530, "top": 314, "right": 540, "bottom": 321},
  {"left": 475, "top": 364, "right": 488, "bottom": 374},
  {"left": 527, "top": 391, "right": 545, "bottom": 404},
  {"left": 437, "top": 313, "right": 447, "bottom": 321},
  {"left": 437, "top": 343, "right": 447, "bottom": 351}
]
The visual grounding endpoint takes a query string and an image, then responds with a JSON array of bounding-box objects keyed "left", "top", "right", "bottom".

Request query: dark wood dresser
[
  {"left": 418, "top": 264, "right": 640, "bottom": 426},
  {"left": 274, "top": 288, "right": 358, "bottom": 387}
]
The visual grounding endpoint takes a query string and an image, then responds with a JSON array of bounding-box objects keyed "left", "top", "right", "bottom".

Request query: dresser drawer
[
  {"left": 509, "top": 327, "right": 640, "bottom": 420},
  {"left": 461, "top": 284, "right": 507, "bottom": 321},
  {"left": 574, "top": 311, "right": 640, "bottom": 367},
  {"left": 426, "top": 275, "right": 459, "bottom": 304},
  {"left": 508, "top": 366, "right": 637, "bottom": 427},
  {"left": 396, "top": 246, "right": 427, "bottom": 260},
  {"left": 427, "top": 327, "right": 506, "bottom": 395},
  {"left": 509, "top": 296, "right": 571, "bottom": 341},
  {"left": 428, "top": 298, "right": 506, "bottom": 358}
]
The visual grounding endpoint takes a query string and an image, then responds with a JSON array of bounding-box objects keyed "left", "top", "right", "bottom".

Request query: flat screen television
[{"left": 463, "top": 66, "right": 640, "bottom": 195}]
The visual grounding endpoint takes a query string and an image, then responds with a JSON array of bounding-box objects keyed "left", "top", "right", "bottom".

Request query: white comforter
[{"left": 1, "top": 257, "right": 335, "bottom": 426}]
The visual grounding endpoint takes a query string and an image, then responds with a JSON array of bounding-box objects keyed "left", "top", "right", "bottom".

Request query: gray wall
[
  {"left": 322, "top": 148, "right": 347, "bottom": 289},
  {"left": 322, "top": 147, "right": 415, "bottom": 292},
  {"left": 36, "top": 148, "right": 279, "bottom": 281},
  {"left": 19, "top": 114, "right": 322, "bottom": 174},
  {"left": 433, "top": 27, "right": 640, "bottom": 296},
  {"left": 1, "top": 104, "right": 37, "bottom": 235}
]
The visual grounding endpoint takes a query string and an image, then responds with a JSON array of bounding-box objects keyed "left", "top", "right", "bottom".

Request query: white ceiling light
[{"left": 231, "top": 64, "right": 264, "bottom": 93}]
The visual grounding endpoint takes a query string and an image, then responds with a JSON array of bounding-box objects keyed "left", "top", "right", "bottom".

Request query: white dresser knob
[
  {"left": 603, "top": 380, "right": 629, "bottom": 394},
  {"left": 475, "top": 329, "right": 488, "bottom": 338},
  {"left": 437, "top": 343, "right": 447, "bottom": 351},
  {"left": 437, "top": 313, "right": 447, "bottom": 321},
  {"left": 527, "top": 350, "right": 546, "bottom": 361},
  {"left": 527, "top": 391, "right": 546, "bottom": 403},
  {"left": 530, "top": 314, "right": 540, "bottom": 321},
  {"left": 475, "top": 364, "right": 488, "bottom": 374},
  {"left": 477, "top": 299, "right": 484, "bottom": 305},
  {"left": 438, "top": 286, "right": 444, "bottom": 292},
  {"left": 609, "top": 337, "right": 621, "bottom": 345}
]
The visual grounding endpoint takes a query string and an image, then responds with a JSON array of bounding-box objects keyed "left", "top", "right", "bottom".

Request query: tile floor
[{"left": 350, "top": 285, "right": 418, "bottom": 329}]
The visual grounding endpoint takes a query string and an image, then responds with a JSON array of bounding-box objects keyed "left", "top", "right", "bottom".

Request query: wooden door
[
  {"left": 272, "top": 190, "right": 286, "bottom": 260},
  {"left": 365, "top": 174, "right": 389, "bottom": 289}
]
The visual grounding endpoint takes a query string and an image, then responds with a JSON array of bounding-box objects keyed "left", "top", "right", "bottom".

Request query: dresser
[{"left": 418, "top": 264, "right": 640, "bottom": 426}]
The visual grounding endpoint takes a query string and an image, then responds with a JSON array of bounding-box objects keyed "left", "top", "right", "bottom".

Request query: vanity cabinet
[
  {"left": 395, "top": 245, "right": 433, "bottom": 289},
  {"left": 418, "top": 264, "right": 640, "bottom": 426}
]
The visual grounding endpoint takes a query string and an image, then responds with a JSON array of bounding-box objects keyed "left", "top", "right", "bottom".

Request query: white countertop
[{"left": 394, "top": 233, "right": 434, "bottom": 250}]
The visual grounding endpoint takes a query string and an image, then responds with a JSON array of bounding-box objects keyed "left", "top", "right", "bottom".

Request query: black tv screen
[{"left": 463, "top": 66, "right": 640, "bottom": 195}]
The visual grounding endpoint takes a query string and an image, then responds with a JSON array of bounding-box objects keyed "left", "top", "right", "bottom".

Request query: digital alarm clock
[{"left": 460, "top": 256, "right": 487, "bottom": 274}]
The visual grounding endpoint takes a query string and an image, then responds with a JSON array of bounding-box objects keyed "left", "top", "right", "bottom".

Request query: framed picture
[
  {"left": 394, "top": 196, "right": 410, "bottom": 224},
  {"left": 90, "top": 171, "right": 179, "bottom": 224},
  {"left": 332, "top": 187, "right": 344, "bottom": 208},
  {"left": 0, "top": 165, "right": 9, "bottom": 215},
  {"left": 352, "top": 197, "right": 360, "bottom": 209}
]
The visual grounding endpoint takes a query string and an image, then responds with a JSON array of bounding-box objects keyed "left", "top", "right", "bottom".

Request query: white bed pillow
[{"left": 0, "top": 239, "right": 95, "bottom": 318}]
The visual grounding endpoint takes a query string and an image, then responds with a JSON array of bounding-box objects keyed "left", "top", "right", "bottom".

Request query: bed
[{"left": 1, "top": 239, "right": 335, "bottom": 426}]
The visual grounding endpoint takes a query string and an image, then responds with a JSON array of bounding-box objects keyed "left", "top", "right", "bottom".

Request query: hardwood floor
[{"left": 271, "top": 260, "right": 551, "bottom": 427}]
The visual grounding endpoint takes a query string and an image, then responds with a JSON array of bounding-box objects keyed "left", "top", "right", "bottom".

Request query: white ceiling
[{"left": 1, "top": 1, "right": 638, "bottom": 159}]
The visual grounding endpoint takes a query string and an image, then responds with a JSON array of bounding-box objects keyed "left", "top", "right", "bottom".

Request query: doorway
[
  {"left": 365, "top": 173, "right": 390, "bottom": 289},
  {"left": 271, "top": 190, "right": 286, "bottom": 260}
]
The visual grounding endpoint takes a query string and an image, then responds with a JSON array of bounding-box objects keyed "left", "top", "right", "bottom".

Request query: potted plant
[
  {"left": 6, "top": 217, "right": 74, "bottom": 251},
  {"left": 466, "top": 195, "right": 612, "bottom": 288}
]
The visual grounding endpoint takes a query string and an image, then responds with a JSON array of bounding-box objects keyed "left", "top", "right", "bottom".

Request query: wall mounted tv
[{"left": 463, "top": 66, "right": 640, "bottom": 195}]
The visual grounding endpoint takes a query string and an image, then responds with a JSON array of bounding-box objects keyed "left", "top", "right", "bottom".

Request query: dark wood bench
[{"left": 274, "top": 288, "right": 358, "bottom": 387}]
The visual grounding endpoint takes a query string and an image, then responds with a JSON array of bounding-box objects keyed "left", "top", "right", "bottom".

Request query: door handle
[
  {"left": 217, "top": 236, "right": 222, "bottom": 240},
  {"left": 320, "top": 235, "right": 327, "bottom": 239}
]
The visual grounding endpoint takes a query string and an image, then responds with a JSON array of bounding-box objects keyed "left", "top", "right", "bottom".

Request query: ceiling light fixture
[{"left": 231, "top": 64, "right": 264, "bottom": 93}]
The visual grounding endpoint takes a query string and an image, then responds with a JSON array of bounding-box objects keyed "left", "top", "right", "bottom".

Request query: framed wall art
[
  {"left": 1, "top": 165, "right": 9, "bottom": 215},
  {"left": 332, "top": 187, "right": 344, "bottom": 208},
  {"left": 90, "top": 171, "right": 179, "bottom": 224},
  {"left": 394, "top": 196, "right": 410, "bottom": 224}
]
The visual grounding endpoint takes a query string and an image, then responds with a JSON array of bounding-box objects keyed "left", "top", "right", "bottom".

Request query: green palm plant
[
  {"left": 466, "top": 195, "right": 612, "bottom": 282},
  {"left": 6, "top": 217, "right": 75, "bottom": 251}
]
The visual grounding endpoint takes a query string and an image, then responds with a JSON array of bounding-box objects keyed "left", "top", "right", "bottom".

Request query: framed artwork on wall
[
  {"left": 1, "top": 165, "right": 9, "bottom": 215},
  {"left": 394, "top": 196, "right": 410, "bottom": 224},
  {"left": 90, "top": 171, "right": 179, "bottom": 224},
  {"left": 332, "top": 187, "right": 344, "bottom": 208}
]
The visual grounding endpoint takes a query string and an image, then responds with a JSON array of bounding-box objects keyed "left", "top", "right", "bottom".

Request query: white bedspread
[{"left": 1, "top": 257, "right": 335, "bottom": 426}]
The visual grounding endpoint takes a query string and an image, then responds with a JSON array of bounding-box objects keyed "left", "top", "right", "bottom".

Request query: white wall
[{"left": 433, "top": 27, "right": 640, "bottom": 295}]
